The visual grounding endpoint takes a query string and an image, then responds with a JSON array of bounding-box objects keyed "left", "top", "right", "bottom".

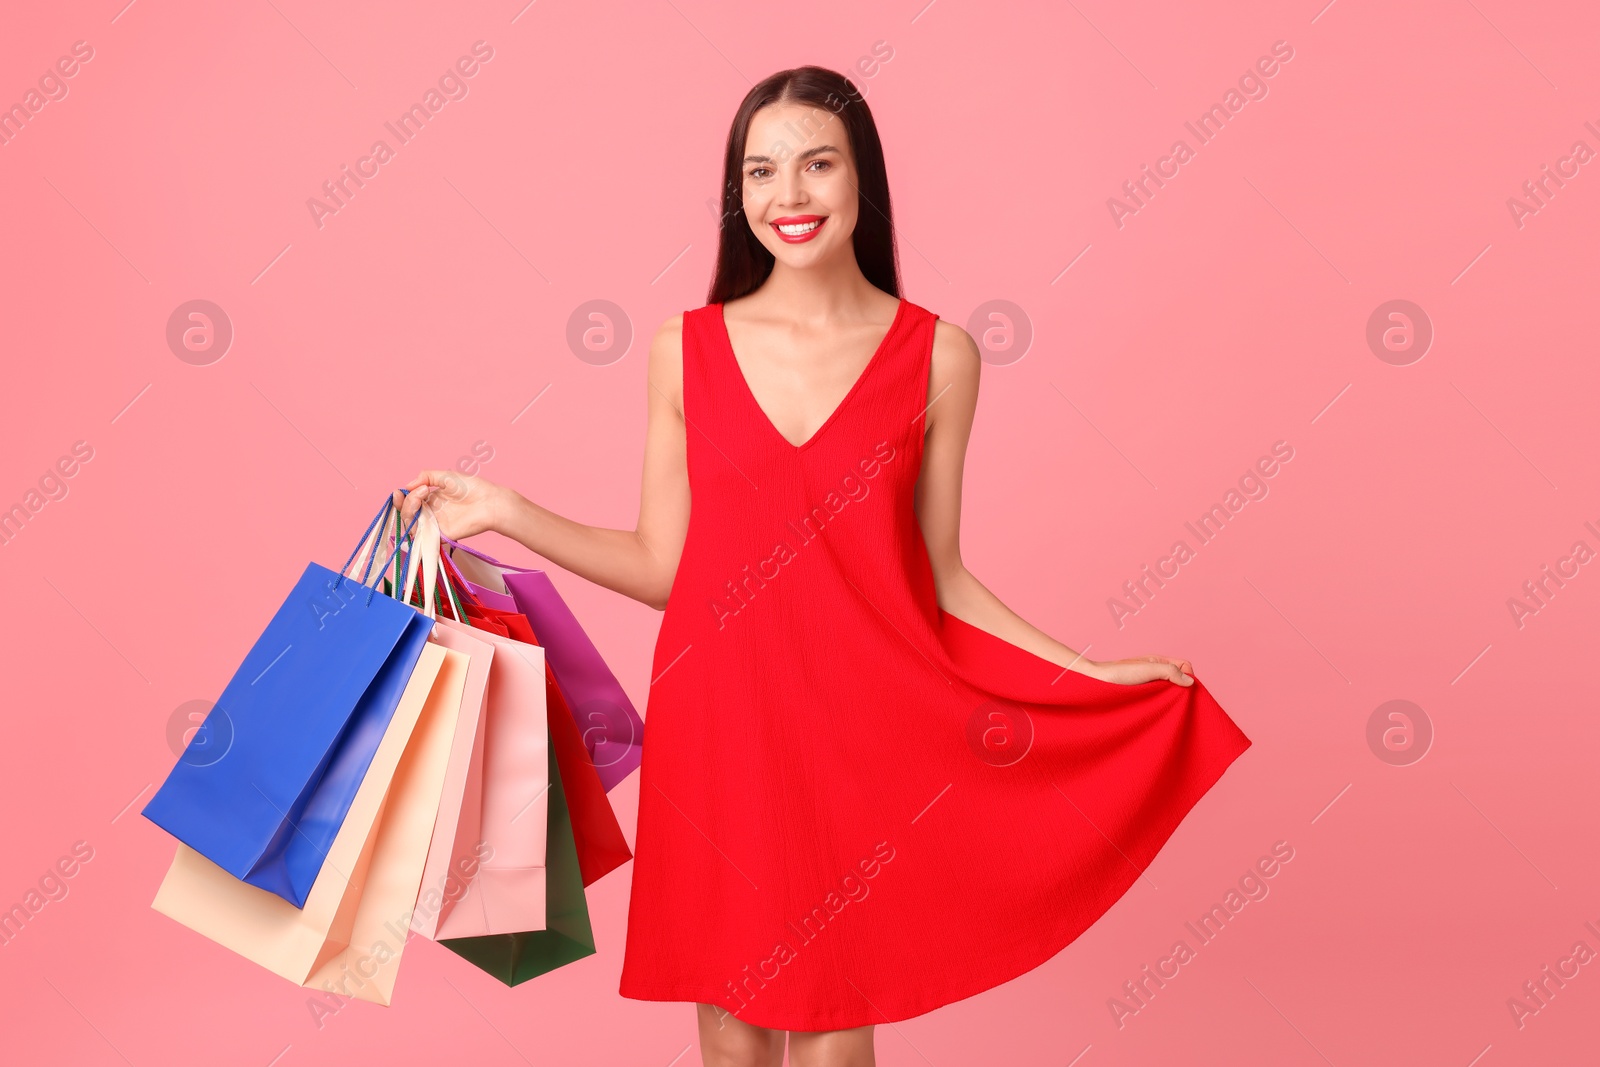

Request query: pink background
[{"left": 3, "top": 1, "right": 1597, "bottom": 1063}]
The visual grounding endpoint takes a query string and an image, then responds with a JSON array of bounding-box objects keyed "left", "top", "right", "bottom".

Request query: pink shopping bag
[{"left": 400, "top": 507, "right": 550, "bottom": 938}]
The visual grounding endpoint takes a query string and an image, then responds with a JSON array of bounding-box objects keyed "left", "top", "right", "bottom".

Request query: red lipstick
[{"left": 770, "top": 215, "right": 828, "bottom": 244}]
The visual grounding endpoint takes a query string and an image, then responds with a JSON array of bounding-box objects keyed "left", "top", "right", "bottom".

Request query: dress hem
[{"left": 616, "top": 731, "right": 1253, "bottom": 1032}]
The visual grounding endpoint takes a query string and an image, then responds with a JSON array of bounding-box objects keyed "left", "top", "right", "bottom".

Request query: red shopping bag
[
  {"left": 466, "top": 602, "right": 538, "bottom": 643},
  {"left": 542, "top": 659, "right": 631, "bottom": 886}
]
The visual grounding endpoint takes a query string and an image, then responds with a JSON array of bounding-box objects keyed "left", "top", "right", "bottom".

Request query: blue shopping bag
[{"left": 142, "top": 498, "right": 431, "bottom": 908}]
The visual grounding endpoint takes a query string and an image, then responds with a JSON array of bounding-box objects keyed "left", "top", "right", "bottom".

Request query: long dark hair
[{"left": 707, "top": 66, "right": 901, "bottom": 306}]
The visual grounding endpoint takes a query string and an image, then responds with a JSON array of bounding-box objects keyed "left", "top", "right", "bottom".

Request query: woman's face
[{"left": 740, "top": 103, "right": 859, "bottom": 268}]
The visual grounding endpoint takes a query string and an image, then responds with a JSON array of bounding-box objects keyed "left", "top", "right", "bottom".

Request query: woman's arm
[
  {"left": 915, "top": 319, "right": 1193, "bottom": 686},
  {"left": 403, "top": 315, "right": 691, "bottom": 610}
]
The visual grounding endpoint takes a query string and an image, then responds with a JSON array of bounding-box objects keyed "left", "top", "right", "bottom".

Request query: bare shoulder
[
  {"left": 651, "top": 313, "right": 685, "bottom": 354},
  {"left": 931, "top": 317, "right": 980, "bottom": 372},
  {"left": 928, "top": 317, "right": 981, "bottom": 418},
  {"left": 648, "top": 314, "right": 685, "bottom": 413}
]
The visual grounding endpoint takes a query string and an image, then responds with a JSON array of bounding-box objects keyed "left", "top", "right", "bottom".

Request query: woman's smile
[{"left": 770, "top": 214, "right": 827, "bottom": 242}]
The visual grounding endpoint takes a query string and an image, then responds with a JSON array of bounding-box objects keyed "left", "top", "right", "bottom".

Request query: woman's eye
[
  {"left": 748, "top": 168, "right": 771, "bottom": 181},
  {"left": 808, "top": 160, "right": 832, "bottom": 173}
]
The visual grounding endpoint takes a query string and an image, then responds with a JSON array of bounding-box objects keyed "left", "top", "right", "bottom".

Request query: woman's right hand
[{"left": 401, "top": 470, "right": 513, "bottom": 541}]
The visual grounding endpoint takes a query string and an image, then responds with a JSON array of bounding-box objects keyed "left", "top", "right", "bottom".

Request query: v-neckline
[{"left": 716, "top": 297, "right": 909, "bottom": 453}]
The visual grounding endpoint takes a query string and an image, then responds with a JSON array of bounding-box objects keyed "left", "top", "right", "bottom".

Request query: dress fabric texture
[{"left": 617, "top": 297, "right": 1253, "bottom": 1031}]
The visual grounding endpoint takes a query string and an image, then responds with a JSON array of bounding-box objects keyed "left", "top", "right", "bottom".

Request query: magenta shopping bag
[
  {"left": 462, "top": 581, "right": 517, "bottom": 613},
  {"left": 444, "top": 541, "right": 643, "bottom": 791}
]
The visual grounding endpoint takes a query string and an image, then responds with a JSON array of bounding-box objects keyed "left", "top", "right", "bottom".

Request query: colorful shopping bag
[
  {"left": 426, "top": 624, "right": 546, "bottom": 936},
  {"left": 408, "top": 620, "right": 496, "bottom": 941},
  {"left": 142, "top": 498, "right": 431, "bottom": 907},
  {"left": 438, "top": 741, "right": 595, "bottom": 985},
  {"left": 542, "top": 659, "right": 631, "bottom": 886},
  {"left": 446, "top": 541, "right": 644, "bottom": 790},
  {"left": 405, "top": 507, "right": 550, "bottom": 938},
  {"left": 464, "top": 600, "right": 539, "bottom": 643},
  {"left": 151, "top": 640, "right": 463, "bottom": 1003}
]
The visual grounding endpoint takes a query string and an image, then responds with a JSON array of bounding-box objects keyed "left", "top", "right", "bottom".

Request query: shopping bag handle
[
  {"left": 406, "top": 495, "right": 480, "bottom": 616},
  {"left": 341, "top": 495, "right": 397, "bottom": 584},
  {"left": 401, "top": 502, "right": 471, "bottom": 621},
  {"left": 440, "top": 534, "right": 543, "bottom": 576},
  {"left": 339, "top": 492, "right": 425, "bottom": 605},
  {"left": 343, "top": 493, "right": 404, "bottom": 589},
  {"left": 437, "top": 537, "right": 491, "bottom": 598}
]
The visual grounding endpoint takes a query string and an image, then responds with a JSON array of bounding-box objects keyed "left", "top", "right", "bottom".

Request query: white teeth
[{"left": 776, "top": 219, "right": 822, "bottom": 235}]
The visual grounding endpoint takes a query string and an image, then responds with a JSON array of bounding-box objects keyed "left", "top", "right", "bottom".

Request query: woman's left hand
[{"left": 1086, "top": 655, "right": 1195, "bottom": 686}]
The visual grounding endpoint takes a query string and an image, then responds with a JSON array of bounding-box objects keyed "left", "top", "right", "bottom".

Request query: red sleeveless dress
[{"left": 617, "top": 297, "right": 1252, "bottom": 1031}]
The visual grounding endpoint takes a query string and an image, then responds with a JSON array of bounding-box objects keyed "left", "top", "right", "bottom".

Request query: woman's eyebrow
[{"left": 743, "top": 144, "right": 841, "bottom": 164}]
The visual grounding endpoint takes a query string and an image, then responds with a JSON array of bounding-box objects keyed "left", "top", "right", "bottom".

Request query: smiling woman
[{"left": 404, "top": 62, "right": 1249, "bottom": 1067}]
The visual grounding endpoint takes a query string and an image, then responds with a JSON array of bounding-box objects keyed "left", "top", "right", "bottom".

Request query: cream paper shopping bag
[
  {"left": 303, "top": 639, "right": 472, "bottom": 1004},
  {"left": 152, "top": 641, "right": 464, "bottom": 1002},
  {"left": 408, "top": 621, "right": 495, "bottom": 940}
]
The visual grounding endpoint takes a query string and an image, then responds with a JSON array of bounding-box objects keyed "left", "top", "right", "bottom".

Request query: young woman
[{"left": 406, "top": 66, "right": 1250, "bottom": 1067}]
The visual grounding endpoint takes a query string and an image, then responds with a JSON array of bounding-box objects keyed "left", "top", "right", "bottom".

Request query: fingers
[
  {"left": 1152, "top": 654, "right": 1195, "bottom": 675},
  {"left": 433, "top": 469, "right": 474, "bottom": 502},
  {"left": 402, "top": 468, "right": 466, "bottom": 519},
  {"left": 1144, "top": 656, "right": 1195, "bottom": 685},
  {"left": 404, "top": 470, "right": 451, "bottom": 492},
  {"left": 399, "top": 485, "right": 433, "bottom": 526}
]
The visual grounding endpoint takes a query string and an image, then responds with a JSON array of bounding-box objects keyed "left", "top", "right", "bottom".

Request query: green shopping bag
[{"left": 438, "top": 743, "right": 595, "bottom": 983}]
